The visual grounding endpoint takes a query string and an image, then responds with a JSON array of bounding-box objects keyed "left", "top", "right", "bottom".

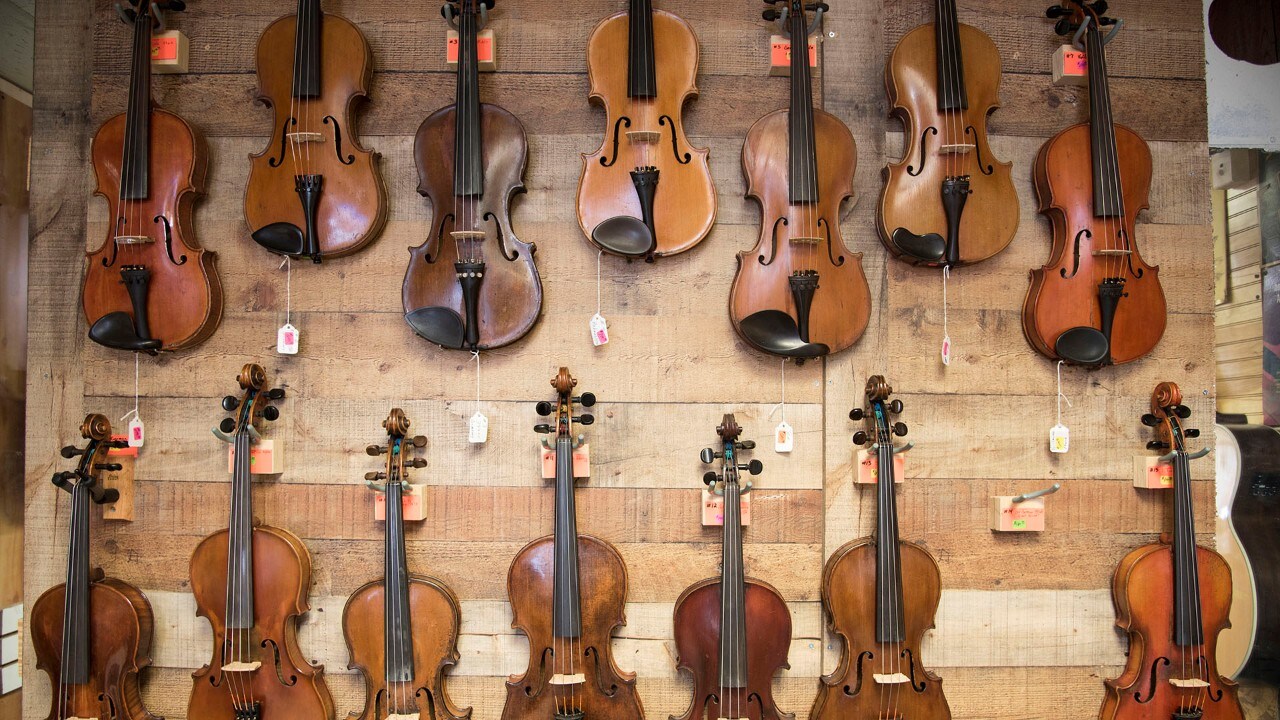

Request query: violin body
[
  {"left": 84, "top": 107, "right": 221, "bottom": 350},
  {"left": 502, "top": 534, "right": 642, "bottom": 720},
  {"left": 578, "top": 7, "right": 715, "bottom": 258},
  {"left": 31, "top": 577, "right": 159, "bottom": 720},
  {"left": 188, "top": 525, "right": 333, "bottom": 720},
  {"left": 245, "top": 9, "right": 386, "bottom": 260},
  {"left": 1103, "top": 540, "right": 1242, "bottom": 719},
  {"left": 670, "top": 577, "right": 793, "bottom": 720},
  {"left": 1023, "top": 123, "right": 1165, "bottom": 365},
  {"left": 813, "top": 539, "right": 950, "bottom": 720},
  {"left": 879, "top": 21, "right": 1018, "bottom": 266}
]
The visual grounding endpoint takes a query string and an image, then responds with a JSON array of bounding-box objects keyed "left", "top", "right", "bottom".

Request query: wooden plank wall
[
  {"left": 25, "top": 1, "right": 1275, "bottom": 719},
  {"left": 1216, "top": 182, "right": 1265, "bottom": 421}
]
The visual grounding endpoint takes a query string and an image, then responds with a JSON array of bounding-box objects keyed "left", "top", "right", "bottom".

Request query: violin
[
  {"left": 503, "top": 369, "right": 643, "bottom": 720},
  {"left": 83, "top": 0, "right": 221, "bottom": 353},
  {"left": 31, "top": 414, "right": 160, "bottom": 720},
  {"left": 672, "top": 415, "right": 791, "bottom": 720},
  {"left": 811, "top": 377, "right": 950, "bottom": 720},
  {"left": 879, "top": 0, "right": 1018, "bottom": 267},
  {"left": 1101, "top": 382, "right": 1243, "bottom": 720},
  {"left": 730, "top": 0, "right": 870, "bottom": 360},
  {"left": 404, "top": 0, "right": 542, "bottom": 351},
  {"left": 245, "top": 0, "right": 387, "bottom": 263},
  {"left": 188, "top": 364, "right": 333, "bottom": 720},
  {"left": 577, "top": 0, "right": 716, "bottom": 261},
  {"left": 1023, "top": 0, "right": 1165, "bottom": 367},
  {"left": 343, "top": 409, "right": 470, "bottom": 720}
]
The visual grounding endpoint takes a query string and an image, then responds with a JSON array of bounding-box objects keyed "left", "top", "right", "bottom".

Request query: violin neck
[
  {"left": 627, "top": 0, "right": 658, "bottom": 99},
  {"left": 787, "top": 7, "right": 819, "bottom": 205},
  {"left": 225, "top": 427, "right": 256, "bottom": 630},
  {"left": 383, "top": 457, "right": 416, "bottom": 683},
  {"left": 719, "top": 473, "right": 748, "bottom": 688},
  {"left": 1170, "top": 448, "right": 1205, "bottom": 647},
  {"left": 1084, "top": 22, "right": 1124, "bottom": 218},
  {"left": 292, "top": 0, "right": 323, "bottom": 99},
  {"left": 121, "top": 9, "right": 152, "bottom": 201},
  {"left": 552, "top": 435, "right": 583, "bottom": 638},
  {"left": 453, "top": 3, "right": 485, "bottom": 198},
  {"left": 875, "top": 409, "right": 906, "bottom": 644},
  {"left": 934, "top": 0, "right": 968, "bottom": 112},
  {"left": 60, "top": 482, "right": 92, "bottom": 685}
]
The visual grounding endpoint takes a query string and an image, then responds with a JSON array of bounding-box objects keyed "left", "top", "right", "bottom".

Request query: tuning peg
[
  {"left": 762, "top": 8, "right": 779, "bottom": 20},
  {"left": 219, "top": 417, "right": 236, "bottom": 434},
  {"left": 108, "top": 439, "right": 129, "bottom": 449},
  {"left": 51, "top": 471, "right": 77, "bottom": 491},
  {"left": 703, "top": 471, "right": 720, "bottom": 486},
  {"left": 744, "top": 459, "right": 763, "bottom": 476},
  {"left": 852, "top": 431, "right": 869, "bottom": 445},
  {"left": 1045, "top": 5, "right": 1070, "bottom": 18},
  {"left": 849, "top": 408, "right": 864, "bottom": 421},
  {"left": 892, "top": 422, "right": 908, "bottom": 437},
  {"left": 575, "top": 414, "right": 594, "bottom": 426},
  {"left": 575, "top": 393, "right": 596, "bottom": 408},
  {"left": 1184, "top": 428, "right": 1201, "bottom": 439},
  {"left": 262, "top": 406, "right": 280, "bottom": 422},
  {"left": 222, "top": 395, "right": 240, "bottom": 411},
  {"left": 763, "top": 0, "right": 784, "bottom": 4},
  {"left": 481, "top": 0, "right": 495, "bottom": 8},
  {"left": 736, "top": 440, "right": 756, "bottom": 450},
  {"left": 94, "top": 463, "right": 123, "bottom": 473},
  {"left": 409, "top": 457, "right": 428, "bottom": 468},
  {"left": 1147, "top": 440, "right": 1169, "bottom": 451},
  {"left": 366, "top": 445, "right": 386, "bottom": 456},
  {"left": 889, "top": 399, "right": 904, "bottom": 414},
  {"left": 804, "top": 2, "right": 828, "bottom": 11},
  {"left": 410, "top": 435, "right": 427, "bottom": 448},
  {"left": 700, "top": 448, "right": 715, "bottom": 464},
  {"left": 1054, "top": 18, "right": 1075, "bottom": 35},
  {"left": 365, "top": 471, "right": 387, "bottom": 481},
  {"left": 60, "top": 445, "right": 85, "bottom": 459},
  {"left": 1093, "top": 0, "right": 1109, "bottom": 14},
  {"left": 535, "top": 401, "right": 553, "bottom": 417},
  {"left": 1173, "top": 405, "right": 1191, "bottom": 419},
  {"left": 534, "top": 423, "right": 553, "bottom": 434},
  {"left": 266, "top": 388, "right": 286, "bottom": 400},
  {"left": 161, "top": 0, "right": 186, "bottom": 11},
  {"left": 1141, "top": 413, "right": 1160, "bottom": 427}
]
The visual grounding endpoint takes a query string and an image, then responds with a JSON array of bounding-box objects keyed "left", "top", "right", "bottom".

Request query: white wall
[{"left": 1205, "top": 0, "right": 1280, "bottom": 150}]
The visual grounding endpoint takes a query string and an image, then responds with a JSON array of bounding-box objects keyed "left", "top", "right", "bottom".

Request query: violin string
[
  {"left": 287, "top": 0, "right": 301, "bottom": 190},
  {"left": 1176, "top": 440, "right": 1190, "bottom": 713},
  {"left": 57, "top": 483, "right": 74, "bottom": 720}
]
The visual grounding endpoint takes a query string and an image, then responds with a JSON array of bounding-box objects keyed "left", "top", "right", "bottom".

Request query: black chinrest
[
  {"left": 738, "top": 310, "right": 829, "bottom": 359},
  {"left": 1055, "top": 326, "right": 1110, "bottom": 366},
  {"left": 891, "top": 227, "right": 947, "bottom": 264},
  {"left": 252, "top": 221, "right": 307, "bottom": 257},
  {"left": 405, "top": 307, "right": 466, "bottom": 349},
  {"left": 88, "top": 311, "right": 162, "bottom": 353},
  {"left": 592, "top": 216, "right": 655, "bottom": 259}
]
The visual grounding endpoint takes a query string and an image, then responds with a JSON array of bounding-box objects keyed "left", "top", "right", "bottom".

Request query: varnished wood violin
[
  {"left": 672, "top": 415, "right": 792, "bottom": 720},
  {"left": 812, "top": 377, "right": 950, "bottom": 720},
  {"left": 730, "top": 0, "right": 870, "bottom": 360},
  {"left": 1023, "top": 0, "right": 1165, "bottom": 366},
  {"left": 343, "top": 409, "right": 469, "bottom": 720},
  {"left": 245, "top": 0, "right": 387, "bottom": 263},
  {"left": 188, "top": 364, "right": 333, "bottom": 720},
  {"left": 502, "top": 369, "right": 643, "bottom": 720},
  {"left": 31, "top": 414, "right": 160, "bottom": 720},
  {"left": 83, "top": 0, "right": 221, "bottom": 353},
  {"left": 404, "top": 0, "right": 542, "bottom": 351},
  {"left": 578, "top": 0, "right": 716, "bottom": 261}
]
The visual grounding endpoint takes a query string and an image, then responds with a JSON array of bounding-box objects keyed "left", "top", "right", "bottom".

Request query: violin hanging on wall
[
  {"left": 672, "top": 414, "right": 791, "bottom": 720},
  {"left": 83, "top": 0, "right": 221, "bottom": 353},
  {"left": 730, "top": 0, "right": 871, "bottom": 360},
  {"left": 812, "top": 377, "right": 950, "bottom": 720},
  {"left": 577, "top": 0, "right": 716, "bottom": 261},
  {"left": 31, "top": 414, "right": 160, "bottom": 720},
  {"left": 879, "top": 0, "right": 1018, "bottom": 267},
  {"left": 1101, "top": 383, "right": 1242, "bottom": 719},
  {"left": 404, "top": 0, "right": 543, "bottom": 352},
  {"left": 188, "top": 364, "right": 333, "bottom": 720},
  {"left": 503, "top": 369, "right": 644, "bottom": 720},
  {"left": 343, "top": 409, "right": 470, "bottom": 720},
  {"left": 245, "top": 0, "right": 387, "bottom": 263},
  {"left": 1023, "top": 0, "right": 1165, "bottom": 367}
]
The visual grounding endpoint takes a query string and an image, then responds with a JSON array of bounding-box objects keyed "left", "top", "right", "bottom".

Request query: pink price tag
[{"left": 589, "top": 313, "right": 609, "bottom": 346}]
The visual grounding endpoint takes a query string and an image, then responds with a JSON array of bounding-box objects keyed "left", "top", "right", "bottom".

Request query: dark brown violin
[
  {"left": 1101, "top": 382, "right": 1243, "bottom": 720},
  {"left": 577, "top": 0, "right": 716, "bottom": 261},
  {"left": 245, "top": 0, "right": 387, "bottom": 263},
  {"left": 188, "top": 364, "right": 333, "bottom": 720},
  {"left": 812, "top": 377, "right": 949, "bottom": 720},
  {"left": 672, "top": 415, "right": 792, "bottom": 720},
  {"left": 1023, "top": 0, "right": 1165, "bottom": 367},
  {"left": 343, "top": 409, "right": 470, "bottom": 720},
  {"left": 879, "top": 0, "right": 1018, "bottom": 267},
  {"left": 31, "top": 414, "right": 160, "bottom": 720},
  {"left": 404, "top": 0, "right": 542, "bottom": 351},
  {"left": 730, "top": 0, "right": 870, "bottom": 360},
  {"left": 503, "top": 369, "right": 643, "bottom": 720},
  {"left": 83, "top": 0, "right": 221, "bottom": 353}
]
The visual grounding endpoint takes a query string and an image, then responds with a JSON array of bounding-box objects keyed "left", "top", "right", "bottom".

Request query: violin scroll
[
  {"left": 700, "top": 414, "right": 763, "bottom": 495},
  {"left": 214, "top": 363, "right": 286, "bottom": 442},
  {"left": 52, "top": 414, "right": 127, "bottom": 504},
  {"left": 1144, "top": 382, "right": 1202, "bottom": 455}
]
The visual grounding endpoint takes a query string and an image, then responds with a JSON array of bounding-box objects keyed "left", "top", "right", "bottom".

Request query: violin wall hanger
[
  {"left": 114, "top": 0, "right": 185, "bottom": 30},
  {"left": 763, "top": 0, "right": 826, "bottom": 38},
  {"left": 1047, "top": 1, "right": 1123, "bottom": 49}
]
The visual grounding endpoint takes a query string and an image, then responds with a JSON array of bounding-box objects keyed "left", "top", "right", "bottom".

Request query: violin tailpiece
[{"left": 788, "top": 270, "right": 820, "bottom": 344}]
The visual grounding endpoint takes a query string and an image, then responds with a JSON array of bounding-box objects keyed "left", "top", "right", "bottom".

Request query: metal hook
[
  {"left": 1013, "top": 483, "right": 1061, "bottom": 504},
  {"left": 114, "top": 2, "right": 134, "bottom": 26},
  {"left": 806, "top": 6, "right": 825, "bottom": 39},
  {"left": 211, "top": 426, "right": 235, "bottom": 444},
  {"left": 1101, "top": 18, "right": 1124, "bottom": 45},
  {"left": 1157, "top": 447, "right": 1210, "bottom": 464},
  {"left": 478, "top": 2, "right": 489, "bottom": 31},
  {"left": 442, "top": 3, "right": 459, "bottom": 32},
  {"left": 151, "top": 2, "right": 167, "bottom": 33},
  {"left": 870, "top": 441, "right": 915, "bottom": 455},
  {"left": 712, "top": 479, "right": 754, "bottom": 497},
  {"left": 1071, "top": 16, "right": 1091, "bottom": 50},
  {"left": 774, "top": 6, "right": 790, "bottom": 37}
]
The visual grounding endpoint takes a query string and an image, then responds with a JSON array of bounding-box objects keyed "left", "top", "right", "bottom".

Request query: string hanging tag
[
  {"left": 468, "top": 351, "right": 488, "bottom": 444},
  {"left": 123, "top": 353, "right": 144, "bottom": 447},
  {"left": 276, "top": 256, "right": 300, "bottom": 355},
  {"left": 770, "top": 359, "right": 794, "bottom": 453},
  {"left": 1050, "top": 361, "right": 1071, "bottom": 453},
  {"left": 589, "top": 250, "right": 609, "bottom": 346},
  {"left": 940, "top": 266, "right": 952, "bottom": 366}
]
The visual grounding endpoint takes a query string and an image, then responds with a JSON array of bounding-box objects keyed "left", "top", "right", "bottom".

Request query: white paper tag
[
  {"left": 127, "top": 416, "right": 145, "bottom": 448},
  {"left": 468, "top": 411, "right": 488, "bottom": 444},
  {"left": 277, "top": 323, "right": 300, "bottom": 355},
  {"left": 774, "top": 420, "right": 794, "bottom": 453},
  {"left": 1049, "top": 423, "right": 1070, "bottom": 454},
  {"left": 589, "top": 313, "right": 609, "bottom": 346},
  {"left": 941, "top": 335, "right": 951, "bottom": 366}
]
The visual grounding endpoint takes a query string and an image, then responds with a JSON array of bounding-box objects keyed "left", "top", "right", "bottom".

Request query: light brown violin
[{"left": 577, "top": 0, "right": 716, "bottom": 261}]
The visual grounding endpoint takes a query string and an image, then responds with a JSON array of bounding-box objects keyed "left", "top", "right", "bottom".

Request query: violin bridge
[
  {"left": 287, "top": 132, "right": 325, "bottom": 144},
  {"left": 549, "top": 673, "right": 586, "bottom": 685},
  {"left": 1168, "top": 678, "right": 1211, "bottom": 688},
  {"left": 220, "top": 661, "right": 263, "bottom": 673},
  {"left": 788, "top": 236, "right": 821, "bottom": 245},
  {"left": 450, "top": 230, "right": 487, "bottom": 241},
  {"left": 939, "top": 143, "right": 976, "bottom": 155},
  {"left": 66, "top": 717, "right": 100, "bottom": 720},
  {"left": 1093, "top": 249, "right": 1133, "bottom": 256},
  {"left": 625, "top": 130, "right": 660, "bottom": 144},
  {"left": 873, "top": 672, "right": 911, "bottom": 685},
  {"left": 114, "top": 235, "right": 153, "bottom": 245}
]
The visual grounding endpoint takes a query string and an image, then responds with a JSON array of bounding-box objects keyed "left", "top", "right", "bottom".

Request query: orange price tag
[
  {"left": 375, "top": 485, "right": 426, "bottom": 522},
  {"left": 701, "top": 488, "right": 751, "bottom": 526},
  {"left": 769, "top": 35, "right": 818, "bottom": 72},
  {"left": 152, "top": 35, "right": 178, "bottom": 61},
  {"left": 855, "top": 449, "right": 905, "bottom": 484},
  {"left": 540, "top": 443, "right": 590, "bottom": 479}
]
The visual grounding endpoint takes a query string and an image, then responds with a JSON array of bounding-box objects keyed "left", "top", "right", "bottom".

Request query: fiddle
[
  {"left": 577, "top": 0, "right": 716, "bottom": 261},
  {"left": 811, "top": 377, "right": 950, "bottom": 720},
  {"left": 188, "top": 364, "right": 333, "bottom": 720},
  {"left": 503, "top": 369, "right": 644, "bottom": 720},
  {"left": 1022, "top": 0, "right": 1165, "bottom": 367},
  {"left": 879, "top": 0, "right": 1018, "bottom": 267},
  {"left": 404, "top": 0, "right": 543, "bottom": 351},
  {"left": 245, "top": 0, "right": 387, "bottom": 263},
  {"left": 1101, "top": 382, "right": 1243, "bottom": 720},
  {"left": 672, "top": 415, "right": 791, "bottom": 720},
  {"left": 31, "top": 414, "right": 160, "bottom": 720},
  {"left": 730, "top": 0, "right": 870, "bottom": 360},
  {"left": 83, "top": 0, "right": 221, "bottom": 353}
]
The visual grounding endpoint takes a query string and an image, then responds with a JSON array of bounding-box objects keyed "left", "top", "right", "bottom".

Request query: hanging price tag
[
  {"left": 277, "top": 323, "right": 300, "bottom": 355},
  {"left": 774, "top": 420, "right": 794, "bottom": 453},
  {"left": 127, "top": 416, "right": 145, "bottom": 448},
  {"left": 940, "top": 334, "right": 951, "bottom": 366},
  {"left": 589, "top": 313, "right": 609, "bottom": 346},
  {"left": 468, "top": 411, "right": 489, "bottom": 444},
  {"left": 1049, "top": 423, "right": 1070, "bottom": 453}
]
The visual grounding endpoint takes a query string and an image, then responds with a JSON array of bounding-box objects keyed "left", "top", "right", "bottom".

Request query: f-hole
[
  {"left": 103, "top": 217, "right": 124, "bottom": 267},
  {"left": 965, "top": 126, "right": 995, "bottom": 175},
  {"left": 1196, "top": 655, "right": 1224, "bottom": 702},
  {"left": 102, "top": 690, "right": 119, "bottom": 720},
  {"left": 659, "top": 116, "right": 691, "bottom": 164},
  {"left": 1133, "top": 656, "right": 1170, "bottom": 702},
  {"left": 262, "top": 638, "right": 299, "bottom": 687},
  {"left": 154, "top": 215, "right": 187, "bottom": 265},
  {"left": 759, "top": 217, "right": 788, "bottom": 266},
  {"left": 524, "top": 646, "right": 556, "bottom": 697},
  {"left": 820, "top": 218, "right": 844, "bottom": 266},
  {"left": 1060, "top": 229, "right": 1091, "bottom": 279},
  {"left": 841, "top": 650, "right": 875, "bottom": 697},
  {"left": 324, "top": 115, "right": 355, "bottom": 165},
  {"left": 600, "top": 117, "right": 631, "bottom": 167},
  {"left": 584, "top": 646, "right": 619, "bottom": 697},
  {"left": 902, "top": 647, "right": 927, "bottom": 692},
  {"left": 425, "top": 213, "right": 456, "bottom": 263},
  {"left": 268, "top": 118, "right": 294, "bottom": 168},
  {"left": 1120, "top": 229, "right": 1144, "bottom": 278},
  {"left": 483, "top": 211, "right": 516, "bottom": 261},
  {"left": 908, "top": 127, "right": 938, "bottom": 176}
]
